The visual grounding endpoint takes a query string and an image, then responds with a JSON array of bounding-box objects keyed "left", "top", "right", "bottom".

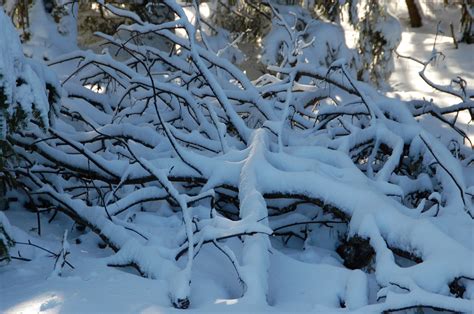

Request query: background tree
[
  {"left": 406, "top": 0, "right": 423, "bottom": 27},
  {"left": 461, "top": 0, "right": 473, "bottom": 43},
  {"left": 0, "top": 0, "right": 77, "bottom": 59},
  {"left": 0, "top": 7, "right": 59, "bottom": 264}
]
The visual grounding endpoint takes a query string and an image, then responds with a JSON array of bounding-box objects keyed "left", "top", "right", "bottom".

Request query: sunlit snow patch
[
  {"left": 5, "top": 293, "right": 63, "bottom": 314},
  {"left": 214, "top": 298, "right": 239, "bottom": 305}
]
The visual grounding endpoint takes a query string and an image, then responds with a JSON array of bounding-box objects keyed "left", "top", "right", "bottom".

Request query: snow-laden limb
[
  {"left": 5, "top": 0, "right": 474, "bottom": 311},
  {"left": 22, "top": 170, "right": 184, "bottom": 297},
  {"left": 137, "top": 158, "right": 196, "bottom": 308},
  {"left": 367, "top": 281, "right": 474, "bottom": 312},
  {"left": 97, "top": 0, "right": 144, "bottom": 25},
  {"left": 238, "top": 129, "right": 271, "bottom": 304}
]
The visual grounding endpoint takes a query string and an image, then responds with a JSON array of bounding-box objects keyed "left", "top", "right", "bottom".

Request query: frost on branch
[{"left": 4, "top": 0, "right": 474, "bottom": 312}]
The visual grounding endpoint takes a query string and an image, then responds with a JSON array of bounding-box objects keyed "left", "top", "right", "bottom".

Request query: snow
[
  {"left": 0, "top": 8, "right": 57, "bottom": 132},
  {"left": 23, "top": 0, "right": 78, "bottom": 60},
  {"left": 0, "top": 232, "right": 350, "bottom": 313},
  {"left": 237, "top": 129, "right": 271, "bottom": 304},
  {"left": 387, "top": 20, "right": 474, "bottom": 146},
  {"left": 0, "top": 10, "right": 23, "bottom": 105},
  {"left": 261, "top": 5, "right": 359, "bottom": 77},
  {"left": 1, "top": 1, "right": 474, "bottom": 313}
]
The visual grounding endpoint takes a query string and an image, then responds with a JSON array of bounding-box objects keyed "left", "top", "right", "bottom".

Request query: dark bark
[
  {"left": 336, "top": 236, "right": 375, "bottom": 269},
  {"left": 406, "top": 0, "right": 423, "bottom": 28},
  {"left": 461, "top": 1, "right": 474, "bottom": 44}
]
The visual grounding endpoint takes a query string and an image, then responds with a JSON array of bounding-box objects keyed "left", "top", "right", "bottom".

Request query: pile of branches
[{"left": 5, "top": 0, "right": 474, "bottom": 311}]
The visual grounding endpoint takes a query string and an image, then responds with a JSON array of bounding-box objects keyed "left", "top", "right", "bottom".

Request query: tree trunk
[
  {"left": 461, "top": 0, "right": 473, "bottom": 44},
  {"left": 406, "top": 0, "right": 423, "bottom": 28}
]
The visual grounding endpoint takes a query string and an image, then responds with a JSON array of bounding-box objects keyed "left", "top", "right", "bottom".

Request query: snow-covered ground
[
  {"left": 1, "top": 3, "right": 474, "bottom": 314},
  {"left": 387, "top": 4, "right": 474, "bottom": 143},
  {"left": 0, "top": 209, "right": 358, "bottom": 313}
]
